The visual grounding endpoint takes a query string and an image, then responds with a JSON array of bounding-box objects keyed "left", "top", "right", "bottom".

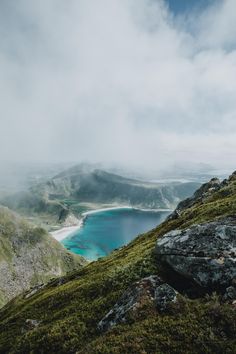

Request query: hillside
[
  {"left": 0, "top": 206, "right": 86, "bottom": 308},
  {"left": 1, "top": 166, "right": 200, "bottom": 228},
  {"left": 0, "top": 172, "right": 235, "bottom": 353}
]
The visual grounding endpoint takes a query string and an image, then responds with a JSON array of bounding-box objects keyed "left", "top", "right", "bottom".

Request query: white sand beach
[{"left": 50, "top": 223, "right": 82, "bottom": 242}]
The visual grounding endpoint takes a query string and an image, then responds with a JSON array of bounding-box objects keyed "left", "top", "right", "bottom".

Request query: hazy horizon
[{"left": 0, "top": 0, "right": 236, "bottom": 172}]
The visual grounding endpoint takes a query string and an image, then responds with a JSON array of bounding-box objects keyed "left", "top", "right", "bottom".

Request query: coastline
[
  {"left": 50, "top": 222, "right": 83, "bottom": 242},
  {"left": 82, "top": 206, "right": 173, "bottom": 216},
  {"left": 82, "top": 205, "right": 133, "bottom": 216},
  {"left": 50, "top": 206, "right": 173, "bottom": 242}
]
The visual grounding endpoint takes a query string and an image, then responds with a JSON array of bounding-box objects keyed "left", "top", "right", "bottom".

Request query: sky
[{"left": 0, "top": 0, "right": 236, "bottom": 172}]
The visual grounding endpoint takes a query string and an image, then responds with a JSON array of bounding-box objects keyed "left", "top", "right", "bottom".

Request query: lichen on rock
[
  {"left": 155, "top": 217, "right": 236, "bottom": 293},
  {"left": 98, "top": 275, "right": 178, "bottom": 332}
]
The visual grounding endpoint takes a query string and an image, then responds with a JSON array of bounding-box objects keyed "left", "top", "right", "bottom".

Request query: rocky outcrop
[
  {"left": 223, "top": 286, "right": 236, "bottom": 304},
  {"left": 98, "top": 275, "right": 178, "bottom": 332},
  {"left": 155, "top": 217, "right": 236, "bottom": 293},
  {"left": 58, "top": 208, "right": 80, "bottom": 227},
  {"left": 168, "top": 171, "right": 236, "bottom": 222},
  {"left": 168, "top": 177, "right": 221, "bottom": 220}
]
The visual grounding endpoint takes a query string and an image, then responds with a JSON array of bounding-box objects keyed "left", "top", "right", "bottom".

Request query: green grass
[{"left": 0, "top": 180, "right": 236, "bottom": 353}]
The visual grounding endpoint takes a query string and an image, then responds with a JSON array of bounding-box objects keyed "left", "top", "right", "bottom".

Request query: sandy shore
[{"left": 50, "top": 222, "right": 82, "bottom": 242}]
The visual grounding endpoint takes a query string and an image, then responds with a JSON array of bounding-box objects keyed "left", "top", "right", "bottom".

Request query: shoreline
[
  {"left": 82, "top": 205, "right": 133, "bottom": 216},
  {"left": 50, "top": 206, "right": 173, "bottom": 242},
  {"left": 50, "top": 222, "right": 83, "bottom": 242}
]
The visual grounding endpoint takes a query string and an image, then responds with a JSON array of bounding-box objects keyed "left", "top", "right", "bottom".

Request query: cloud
[{"left": 0, "top": 0, "right": 235, "bottom": 171}]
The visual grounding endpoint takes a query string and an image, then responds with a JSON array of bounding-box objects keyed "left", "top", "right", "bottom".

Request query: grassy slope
[
  {"left": 0, "top": 181, "right": 236, "bottom": 353},
  {"left": 0, "top": 207, "right": 86, "bottom": 308}
]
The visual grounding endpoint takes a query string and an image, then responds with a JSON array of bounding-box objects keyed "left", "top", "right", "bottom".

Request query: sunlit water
[{"left": 62, "top": 208, "right": 171, "bottom": 261}]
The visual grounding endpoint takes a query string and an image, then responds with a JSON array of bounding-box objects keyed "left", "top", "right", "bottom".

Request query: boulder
[
  {"left": 97, "top": 275, "right": 178, "bottom": 332},
  {"left": 25, "top": 319, "right": 41, "bottom": 329},
  {"left": 155, "top": 283, "right": 178, "bottom": 311},
  {"left": 155, "top": 217, "right": 236, "bottom": 292},
  {"left": 223, "top": 286, "right": 236, "bottom": 303}
]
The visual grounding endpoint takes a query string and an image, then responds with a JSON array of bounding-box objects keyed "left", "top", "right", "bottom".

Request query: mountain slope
[
  {"left": 0, "top": 173, "right": 236, "bottom": 353},
  {"left": 0, "top": 206, "right": 86, "bottom": 308},
  {"left": 39, "top": 168, "right": 200, "bottom": 208}
]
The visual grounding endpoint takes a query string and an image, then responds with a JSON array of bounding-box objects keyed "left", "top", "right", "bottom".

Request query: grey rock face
[
  {"left": 98, "top": 275, "right": 178, "bottom": 332},
  {"left": 155, "top": 218, "right": 236, "bottom": 291}
]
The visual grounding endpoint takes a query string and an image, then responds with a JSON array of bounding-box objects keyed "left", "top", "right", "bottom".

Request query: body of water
[{"left": 62, "top": 208, "right": 171, "bottom": 261}]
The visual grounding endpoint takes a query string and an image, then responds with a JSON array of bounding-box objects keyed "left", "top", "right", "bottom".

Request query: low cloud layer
[{"left": 0, "top": 0, "right": 236, "bottom": 171}]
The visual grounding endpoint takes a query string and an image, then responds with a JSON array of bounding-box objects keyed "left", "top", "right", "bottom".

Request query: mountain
[
  {"left": 1, "top": 165, "right": 200, "bottom": 228},
  {"left": 48, "top": 168, "right": 200, "bottom": 208},
  {"left": 0, "top": 172, "right": 235, "bottom": 353},
  {"left": 0, "top": 206, "right": 86, "bottom": 308}
]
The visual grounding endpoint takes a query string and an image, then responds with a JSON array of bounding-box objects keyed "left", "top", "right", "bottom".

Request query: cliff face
[
  {"left": 0, "top": 206, "right": 86, "bottom": 308},
  {"left": 0, "top": 173, "right": 236, "bottom": 353}
]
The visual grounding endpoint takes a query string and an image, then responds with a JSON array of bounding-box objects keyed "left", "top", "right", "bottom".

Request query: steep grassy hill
[
  {"left": 0, "top": 173, "right": 236, "bottom": 353},
  {"left": 0, "top": 206, "right": 86, "bottom": 308}
]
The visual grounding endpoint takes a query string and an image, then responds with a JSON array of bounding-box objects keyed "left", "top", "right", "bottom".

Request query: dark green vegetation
[
  {"left": 0, "top": 206, "right": 86, "bottom": 308},
  {"left": 1, "top": 165, "right": 200, "bottom": 229},
  {"left": 0, "top": 174, "right": 236, "bottom": 353}
]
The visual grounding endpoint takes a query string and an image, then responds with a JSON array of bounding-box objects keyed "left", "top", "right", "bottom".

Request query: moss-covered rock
[{"left": 155, "top": 217, "right": 236, "bottom": 293}]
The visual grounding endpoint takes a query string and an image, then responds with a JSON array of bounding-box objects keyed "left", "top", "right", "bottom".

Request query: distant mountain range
[{"left": 1, "top": 165, "right": 201, "bottom": 227}]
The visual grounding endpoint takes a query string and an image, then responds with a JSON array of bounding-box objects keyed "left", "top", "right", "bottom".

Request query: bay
[{"left": 62, "top": 208, "right": 171, "bottom": 261}]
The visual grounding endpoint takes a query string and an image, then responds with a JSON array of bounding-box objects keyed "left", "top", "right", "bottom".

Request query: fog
[{"left": 0, "top": 0, "right": 236, "bottom": 172}]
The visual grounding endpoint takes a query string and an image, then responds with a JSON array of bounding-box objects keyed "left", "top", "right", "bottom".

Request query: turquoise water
[{"left": 62, "top": 208, "right": 171, "bottom": 261}]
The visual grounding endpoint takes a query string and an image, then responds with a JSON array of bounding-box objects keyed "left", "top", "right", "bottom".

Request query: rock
[
  {"left": 155, "top": 283, "right": 178, "bottom": 312},
  {"left": 155, "top": 217, "right": 236, "bottom": 293},
  {"left": 97, "top": 275, "right": 178, "bottom": 332},
  {"left": 228, "top": 171, "right": 236, "bottom": 182},
  {"left": 25, "top": 319, "right": 41, "bottom": 329},
  {"left": 25, "top": 283, "right": 46, "bottom": 299},
  {"left": 223, "top": 286, "right": 236, "bottom": 303},
  {"left": 58, "top": 208, "right": 80, "bottom": 227}
]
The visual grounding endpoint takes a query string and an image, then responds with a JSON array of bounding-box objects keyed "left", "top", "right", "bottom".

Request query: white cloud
[{"left": 0, "top": 0, "right": 235, "bottom": 171}]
